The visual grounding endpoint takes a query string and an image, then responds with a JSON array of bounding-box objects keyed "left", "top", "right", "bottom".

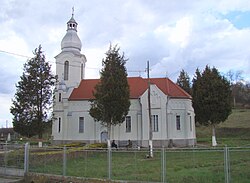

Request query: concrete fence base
[{"left": 24, "top": 172, "right": 131, "bottom": 183}]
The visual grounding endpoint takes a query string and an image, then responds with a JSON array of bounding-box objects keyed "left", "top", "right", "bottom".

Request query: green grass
[
  {"left": 219, "top": 108, "right": 250, "bottom": 128},
  {"left": 27, "top": 148, "right": 250, "bottom": 183},
  {"left": 196, "top": 109, "right": 250, "bottom": 147}
]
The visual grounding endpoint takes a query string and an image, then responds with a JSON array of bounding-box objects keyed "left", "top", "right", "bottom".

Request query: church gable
[{"left": 150, "top": 85, "right": 166, "bottom": 109}]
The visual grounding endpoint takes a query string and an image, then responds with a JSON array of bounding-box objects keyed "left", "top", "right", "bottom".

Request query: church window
[
  {"left": 176, "top": 115, "right": 181, "bottom": 130},
  {"left": 152, "top": 115, "right": 159, "bottom": 132},
  {"left": 58, "top": 117, "right": 61, "bottom": 133},
  {"left": 59, "top": 93, "right": 62, "bottom": 102},
  {"left": 125, "top": 116, "right": 131, "bottom": 132},
  {"left": 64, "top": 61, "right": 69, "bottom": 80},
  {"left": 190, "top": 116, "right": 192, "bottom": 131},
  {"left": 79, "top": 117, "right": 84, "bottom": 133},
  {"left": 81, "top": 63, "right": 83, "bottom": 79}
]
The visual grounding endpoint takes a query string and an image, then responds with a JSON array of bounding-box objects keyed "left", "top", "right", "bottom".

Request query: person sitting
[
  {"left": 126, "top": 139, "right": 132, "bottom": 149},
  {"left": 111, "top": 140, "right": 118, "bottom": 149}
]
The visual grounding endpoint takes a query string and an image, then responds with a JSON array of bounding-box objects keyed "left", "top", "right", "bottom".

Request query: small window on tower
[
  {"left": 81, "top": 63, "right": 83, "bottom": 79},
  {"left": 79, "top": 117, "right": 84, "bottom": 133},
  {"left": 176, "top": 115, "right": 181, "bottom": 130},
  {"left": 125, "top": 116, "right": 131, "bottom": 132},
  {"left": 190, "top": 116, "right": 192, "bottom": 131},
  {"left": 58, "top": 117, "right": 61, "bottom": 133},
  {"left": 64, "top": 61, "right": 69, "bottom": 80},
  {"left": 59, "top": 93, "right": 62, "bottom": 102}
]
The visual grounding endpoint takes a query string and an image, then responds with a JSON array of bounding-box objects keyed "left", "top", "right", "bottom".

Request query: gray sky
[{"left": 1, "top": 0, "right": 250, "bottom": 127}]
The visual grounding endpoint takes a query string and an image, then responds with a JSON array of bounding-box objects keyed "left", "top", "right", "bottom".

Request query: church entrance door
[{"left": 101, "top": 131, "right": 108, "bottom": 142}]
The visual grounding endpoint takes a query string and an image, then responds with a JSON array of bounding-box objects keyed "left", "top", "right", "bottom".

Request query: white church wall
[
  {"left": 112, "top": 99, "right": 141, "bottom": 141},
  {"left": 56, "top": 52, "right": 86, "bottom": 88},
  {"left": 66, "top": 101, "right": 96, "bottom": 141},
  {"left": 139, "top": 84, "right": 169, "bottom": 142},
  {"left": 184, "top": 99, "right": 196, "bottom": 139},
  {"left": 52, "top": 112, "right": 63, "bottom": 140},
  {"left": 67, "top": 111, "right": 95, "bottom": 140},
  {"left": 52, "top": 109, "right": 69, "bottom": 141},
  {"left": 167, "top": 98, "right": 195, "bottom": 141}
]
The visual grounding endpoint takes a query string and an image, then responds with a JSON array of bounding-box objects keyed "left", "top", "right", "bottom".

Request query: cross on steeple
[{"left": 72, "top": 7, "right": 74, "bottom": 17}]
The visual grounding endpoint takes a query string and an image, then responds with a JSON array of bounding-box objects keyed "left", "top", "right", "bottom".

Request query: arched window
[
  {"left": 59, "top": 93, "right": 62, "bottom": 102},
  {"left": 64, "top": 61, "right": 69, "bottom": 80},
  {"left": 58, "top": 117, "right": 61, "bottom": 133}
]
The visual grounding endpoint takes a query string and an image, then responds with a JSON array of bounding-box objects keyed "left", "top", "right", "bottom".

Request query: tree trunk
[
  {"left": 212, "top": 125, "right": 217, "bottom": 147},
  {"left": 38, "top": 132, "right": 43, "bottom": 139}
]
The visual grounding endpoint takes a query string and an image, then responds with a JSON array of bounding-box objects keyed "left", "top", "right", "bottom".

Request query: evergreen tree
[
  {"left": 89, "top": 45, "right": 130, "bottom": 148},
  {"left": 192, "top": 68, "right": 203, "bottom": 123},
  {"left": 192, "top": 66, "right": 232, "bottom": 146},
  {"left": 176, "top": 69, "right": 191, "bottom": 94},
  {"left": 10, "top": 45, "right": 56, "bottom": 138}
]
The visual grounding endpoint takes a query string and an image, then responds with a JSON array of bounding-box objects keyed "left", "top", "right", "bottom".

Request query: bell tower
[{"left": 55, "top": 10, "right": 87, "bottom": 90}]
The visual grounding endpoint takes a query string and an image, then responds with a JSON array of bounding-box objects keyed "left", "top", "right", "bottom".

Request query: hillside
[{"left": 196, "top": 109, "right": 250, "bottom": 147}]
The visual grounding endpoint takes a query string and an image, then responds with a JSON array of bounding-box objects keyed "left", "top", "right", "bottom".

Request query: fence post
[
  {"left": 224, "top": 146, "right": 230, "bottom": 183},
  {"left": 108, "top": 148, "right": 112, "bottom": 180},
  {"left": 161, "top": 147, "right": 166, "bottom": 183},
  {"left": 3, "top": 141, "right": 8, "bottom": 175},
  {"left": 228, "top": 148, "right": 231, "bottom": 182},
  {"left": 24, "top": 142, "right": 29, "bottom": 174},
  {"left": 63, "top": 146, "right": 67, "bottom": 176}
]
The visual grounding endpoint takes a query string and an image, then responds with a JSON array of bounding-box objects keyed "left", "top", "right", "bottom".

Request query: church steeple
[
  {"left": 55, "top": 10, "right": 87, "bottom": 89},
  {"left": 61, "top": 8, "right": 82, "bottom": 53}
]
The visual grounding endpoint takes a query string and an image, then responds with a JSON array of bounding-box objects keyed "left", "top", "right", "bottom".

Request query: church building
[{"left": 52, "top": 14, "right": 196, "bottom": 147}]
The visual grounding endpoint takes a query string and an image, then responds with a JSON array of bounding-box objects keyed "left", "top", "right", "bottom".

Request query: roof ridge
[
  {"left": 69, "top": 77, "right": 191, "bottom": 100},
  {"left": 167, "top": 78, "right": 192, "bottom": 98}
]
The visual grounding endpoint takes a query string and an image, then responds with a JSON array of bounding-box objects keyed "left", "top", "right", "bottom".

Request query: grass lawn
[{"left": 27, "top": 147, "right": 250, "bottom": 183}]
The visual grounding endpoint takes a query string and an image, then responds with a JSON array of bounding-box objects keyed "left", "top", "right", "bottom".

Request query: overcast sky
[{"left": 1, "top": 0, "right": 250, "bottom": 128}]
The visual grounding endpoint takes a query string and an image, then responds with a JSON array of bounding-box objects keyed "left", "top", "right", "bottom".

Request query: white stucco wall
[
  {"left": 112, "top": 99, "right": 141, "bottom": 141},
  {"left": 167, "top": 98, "right": 195, "bottom": 140},
  {"left": 139, "top": 84, "right": 168, "bottom": 141},
  {"left": 55, "top": 52, "right": 86, "bottom": 88}
]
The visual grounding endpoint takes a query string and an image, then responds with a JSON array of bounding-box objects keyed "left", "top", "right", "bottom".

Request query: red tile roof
[{"left": 69, "top": 77, "right": 191, "bottom": 100}]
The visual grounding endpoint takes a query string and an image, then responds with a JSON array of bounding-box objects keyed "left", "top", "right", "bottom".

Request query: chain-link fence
[
  {"left": 0, "top": 143, "right": 24, "bottom": 176},
  {"left": 1, "top": 144, "right": 250, "bottom": 182}
]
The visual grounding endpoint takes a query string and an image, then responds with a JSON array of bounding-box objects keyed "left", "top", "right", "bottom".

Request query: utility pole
[{"left": 147, "top": 61, "right": 153, "bottom": 158}]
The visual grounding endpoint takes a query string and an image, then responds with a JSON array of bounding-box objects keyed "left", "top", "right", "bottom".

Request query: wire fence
[
  {"left": 1, "top": 144, "right": 250, "bottom": 182},
  {"left": 0, "top": 143, "right": 24, "bottom": 176}
]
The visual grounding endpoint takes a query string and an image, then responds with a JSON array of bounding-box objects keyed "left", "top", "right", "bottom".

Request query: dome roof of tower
[
  {"left": 61, "top": 31, "right": 82, "bottom": 52},
  {"left": 61, "top": 15, "right": 82, "bottom": 52}
]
